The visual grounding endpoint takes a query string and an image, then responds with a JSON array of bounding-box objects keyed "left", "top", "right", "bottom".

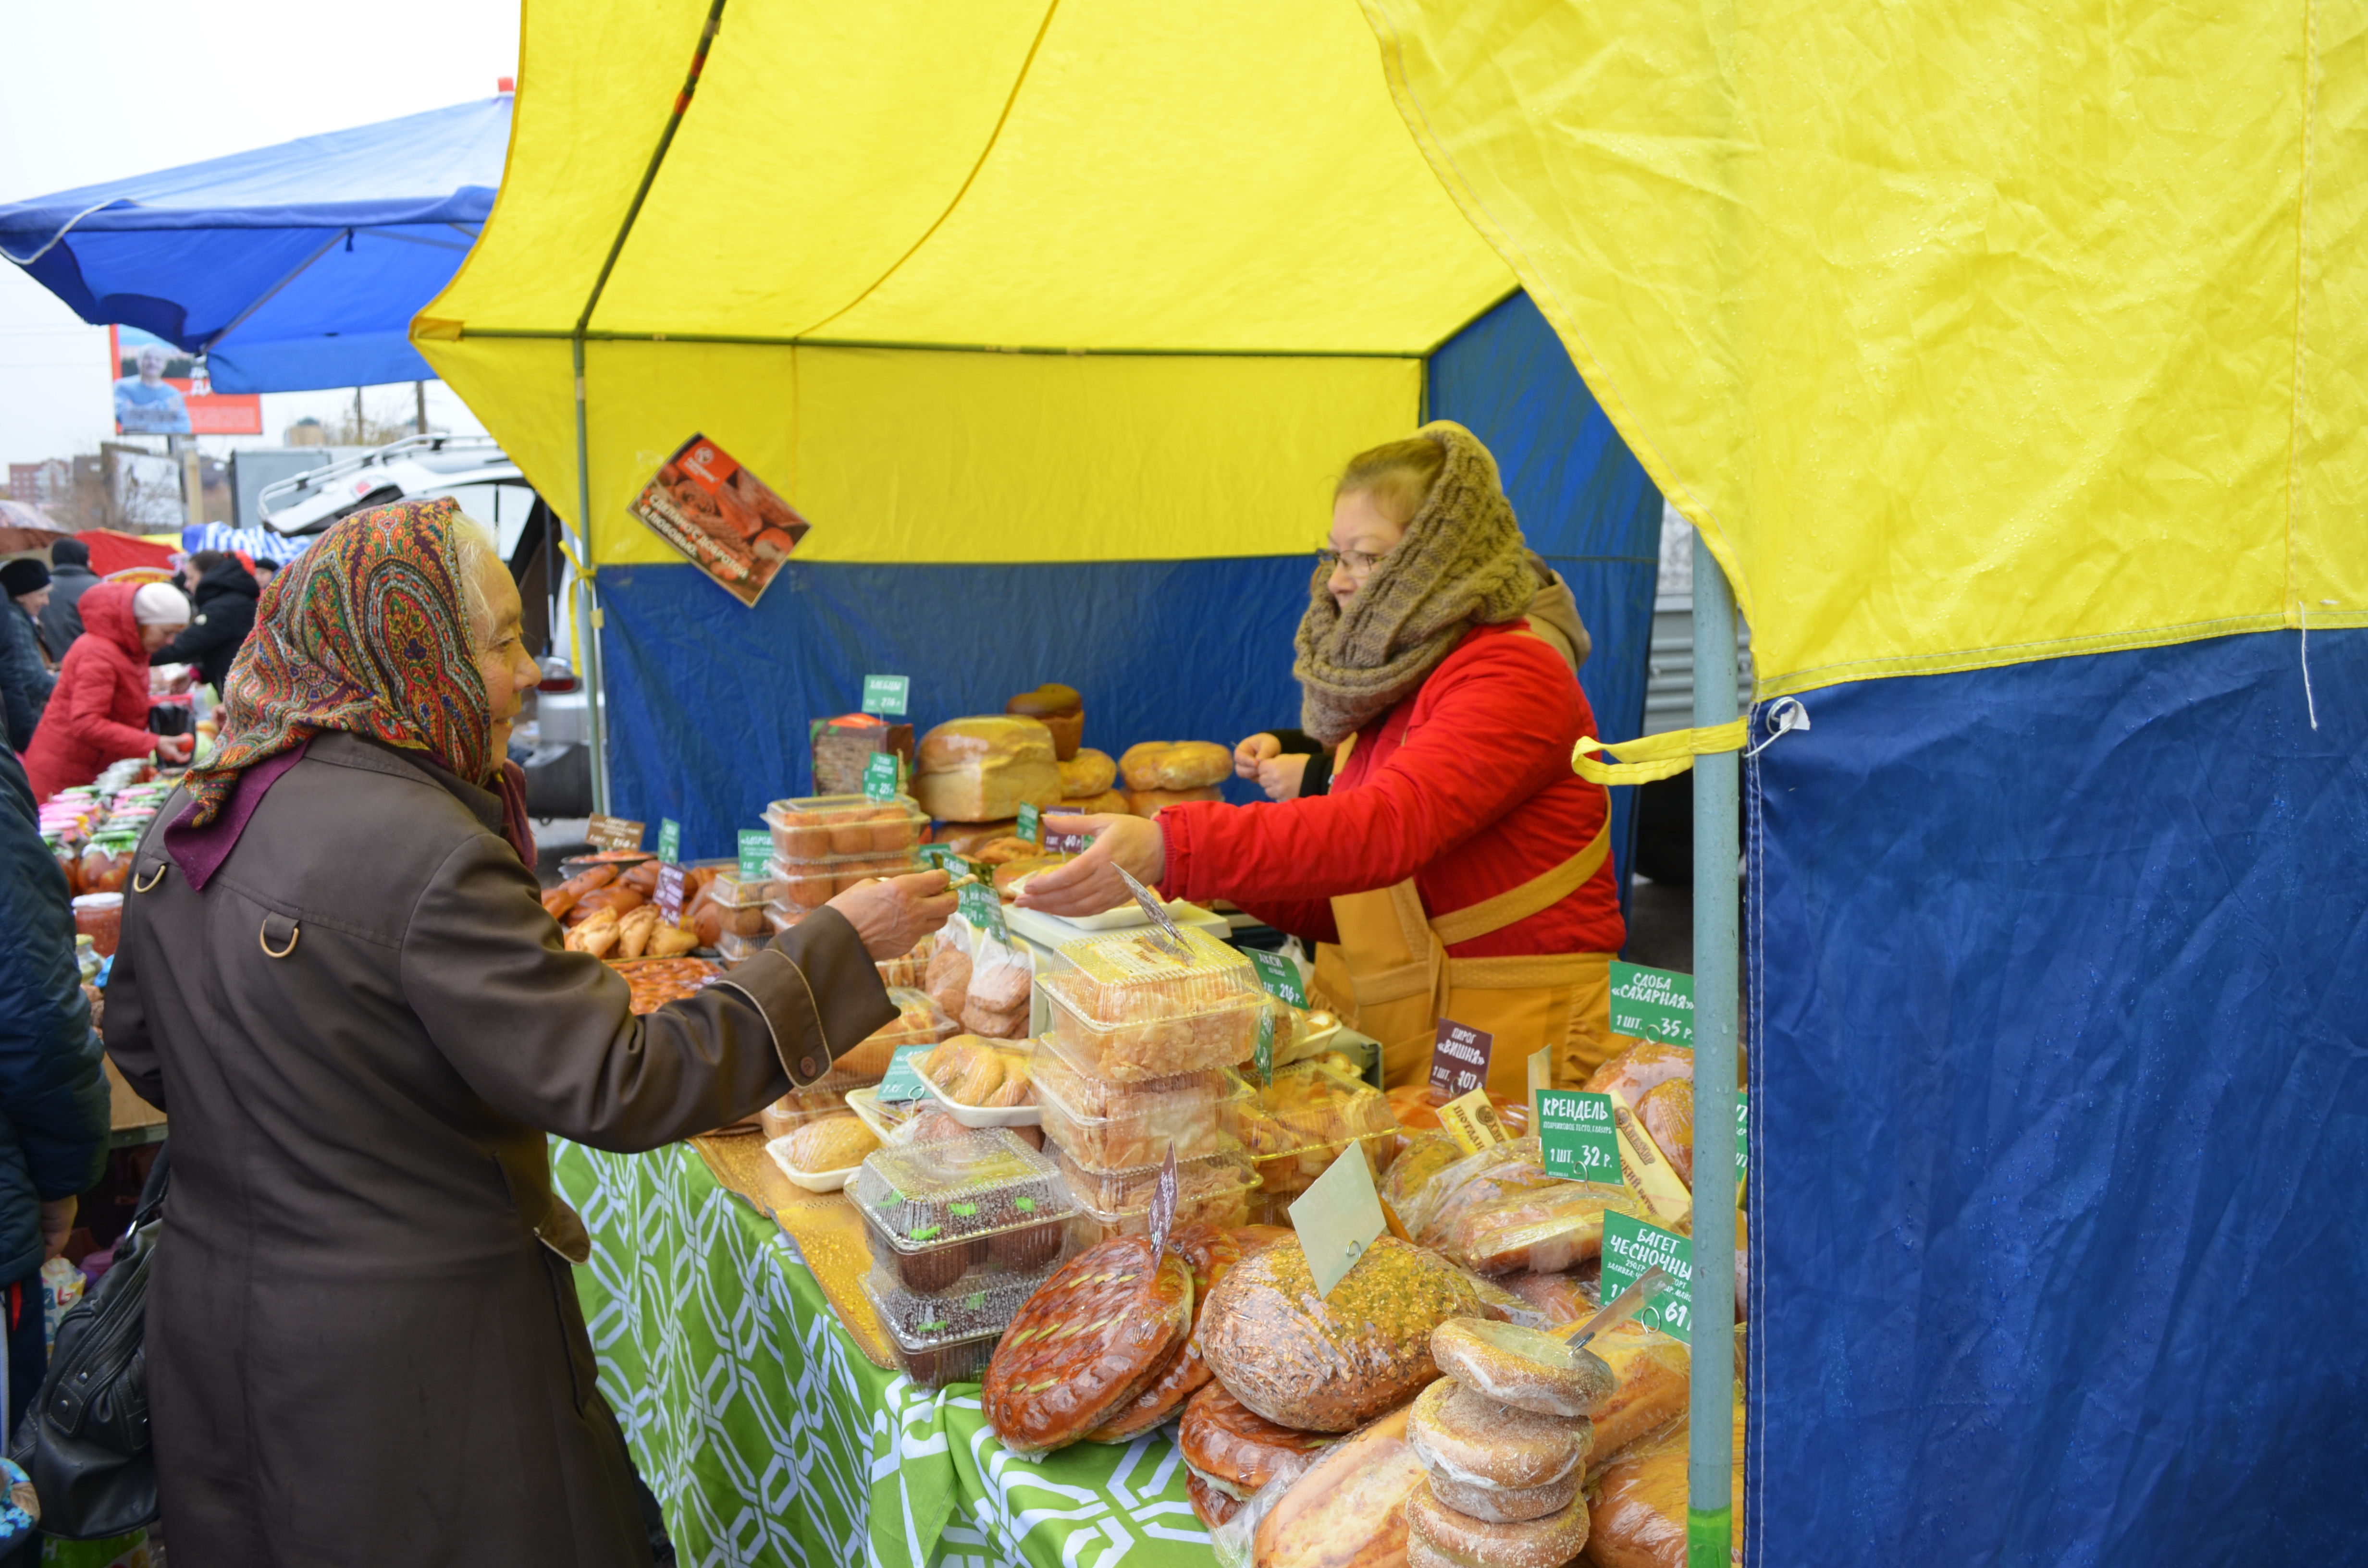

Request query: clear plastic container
[
  {"left": 705, "top": 867, "right": 777, "bottom": 907},
  {"left": 1048, "top": 1137, "right": 1255, "bottom": 1213},
  {"left": 1236, "top": 1056, "right": 1402, "bottom": 1209},
  {"left": 715, "top": 930, "right": 771, "bottom": 966},
  {"left": 851, "top": 1129, "right": 1080, "bottom": 1294},
  {"left": 761, "top": 1067, "right": 887, "bottom": 1137},
  {"left": 1064, "top": 1156, "right": 1260, "bottom": 1242},
  {"left": 1031, "top": 1034, "right": 1252, "bottom": 1168},
  {"left": 863, "top": 1260, "right": 1060, "bottom": 1339},
  {"left": 860, "top": 1271, "right": 1009, "bottom": 1389},
  {"left": 1040, "top": 926, "right": 1263, "bottom": 1082},
  {"left": 768, "top": 854, "right": 923, "bottom": 911},
  {"left": 765, "top": 903, "right": 811, "bottom": 935},
  {"left": 877, "top": 931, "right": 937, "bottom": 990},
  {"left": 764, "top": 793, "right": 928, "bottom": 862},
  {"left": 838, "top": 987, "right": 960, "bottom": 1078}
]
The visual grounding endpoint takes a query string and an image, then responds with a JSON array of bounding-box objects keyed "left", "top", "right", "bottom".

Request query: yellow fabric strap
[{"left": 1572, "top": 719, "right": 1749, "bottom": 785}]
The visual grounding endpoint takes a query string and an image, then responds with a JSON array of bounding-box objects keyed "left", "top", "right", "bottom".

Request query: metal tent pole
[
  {"left": 570, "top": 332, "right": 610, "bottom": 816},
  {"left": 1687, "top": 550, "right": 1741, "bottom": 1567}
]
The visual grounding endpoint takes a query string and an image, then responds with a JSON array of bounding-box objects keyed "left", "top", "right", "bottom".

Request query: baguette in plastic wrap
[
  {"left": 1583, "top": 1397, "right": 1744, "bottom": 1568},
  {"left": 1218, "top": 1404, "right": 1424, "bottom": 1568}
]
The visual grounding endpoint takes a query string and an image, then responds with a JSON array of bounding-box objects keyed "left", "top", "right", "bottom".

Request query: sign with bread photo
[{"left": 628, "top": 432, "right": 811, "bottom": 606}]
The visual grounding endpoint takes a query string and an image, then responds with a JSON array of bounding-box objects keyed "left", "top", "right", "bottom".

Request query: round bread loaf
[
  {"left": 984, "top": 1237, "right": 1194, "bottom": 1455},
  {"left": 1185, "top": 1466, "right": 1242, "bottom": 1530},
  {"left": 1404, "top": 1476, "right": 1591, "bottom": 1568},
  {"left": 1405, "top": 1376, "right": 1590, "bottom": 1489},
  {"left": 1118, "top": 740, "right": 1232, "bottom": 791},
  {"left": 1429, "top": 1318, "right": 1616, "bottom": 1418},
  {"left": 1422, "top": 1463, "right": 1581, "bottom": 1525},
  {"left": 1176, "top": 1381, "right": 1334, "bottom": 1497},
  {"left": 1127, "top": 785, "right": 1223, "bottom": 817},
  {"left": 1059, "top": 747, "right": 1119, "bottom": 798},
  {"left": 1006, "top": 685, "right": 1084, "bottom": 760}
]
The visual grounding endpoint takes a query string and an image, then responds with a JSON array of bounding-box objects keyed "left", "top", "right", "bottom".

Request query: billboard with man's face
[{"left": 110, "top": 325, "right": 261, "bottom": 436}]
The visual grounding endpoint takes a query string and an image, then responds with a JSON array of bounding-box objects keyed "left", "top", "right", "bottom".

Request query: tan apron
[{"left": 1311, "top": 818, "right": 1617, "bottom": 1099}]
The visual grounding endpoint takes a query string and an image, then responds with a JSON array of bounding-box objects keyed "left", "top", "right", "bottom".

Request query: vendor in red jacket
[
  {"left": 23, "top": 582, "right": 194, "bottom": 799},
  {"left": 1022, "top": 423, "right": 1626, "bottom": 1094}
]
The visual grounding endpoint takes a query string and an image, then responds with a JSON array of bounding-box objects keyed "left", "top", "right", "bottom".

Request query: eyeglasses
[{"left": 1317, "top": 547, "right": 1387, "bottom": 578}]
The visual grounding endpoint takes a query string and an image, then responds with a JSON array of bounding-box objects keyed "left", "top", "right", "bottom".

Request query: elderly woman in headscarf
[
  {"left": 1022, "top": 423, "right": 1625, "bottom": 1093},
  {"left": 105, "top": 499, "right": 952, "bottom": 1568}
]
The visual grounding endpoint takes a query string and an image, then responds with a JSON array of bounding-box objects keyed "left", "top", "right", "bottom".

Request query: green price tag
[
  {"left": 1608, "top": 961, "right": 1695, "bottom": 1046},
  {"left": 656, "top": 818, "right": 680, "bottom": 866},
  {"left": 862, "top": 751, "right": 900, "bottom": 802},
  {"left": 1016, "top": 802, "right": 1041, "bottom": 846},
  {"left": 876, "top": 1044, "right": 931, "bottom": 1104},
  {"left": 958, "top": 877, "right": 1008, "bottom": 943},
  {"left": 860, "top": 674, "right": 910, "bottom": 716},
  {"left": 917, "top": 843, "right": 967, "bottom": 878},
  {"left": 1600, "top": 1211, "right": 1694, "bottom": 1344},
  {"left": 737, "top": 830, "right": 771, "bottom": 878},
  {"left": 1254, "top": 1011, "right": 1276, "bottom": 1086},
  {"left": 1246, "top": 949, "right": 1308, "bottom": 1008},
  {"left": 1534, "top": 1088, "right": 1621, "bottom": 1183}
]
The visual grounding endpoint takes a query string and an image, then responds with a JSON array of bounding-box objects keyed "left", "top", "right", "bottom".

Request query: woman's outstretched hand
[
  {"left": 1012, "top": 814, "right": 1166, "bottom": 918},
  {"left": 1235, "top": 732, "right": 1308, "bottom": 800},
  {"left": 827, "top": 870, "right": 957, "bottom": 959},
  {"left": 1234, "top": 733, "right": 1282, "bottom": 778}
]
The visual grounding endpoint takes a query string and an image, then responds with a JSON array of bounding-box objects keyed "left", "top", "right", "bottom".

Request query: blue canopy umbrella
[{"left": 0, "top": 96, "right": 509, "bottom": 393}]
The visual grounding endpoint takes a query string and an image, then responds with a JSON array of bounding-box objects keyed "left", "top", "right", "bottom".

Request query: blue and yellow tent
[{"left": 419, "top": 1, "right": 2364, "bottom": 1563}]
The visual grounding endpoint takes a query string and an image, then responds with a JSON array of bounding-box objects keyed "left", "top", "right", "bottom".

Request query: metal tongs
[
  {"left": 1114, "top": 865, "right": 1192, "bottom": 961},
  {"left": 1565, "top": 1265, "right": 1677, "bottom": 1353}
]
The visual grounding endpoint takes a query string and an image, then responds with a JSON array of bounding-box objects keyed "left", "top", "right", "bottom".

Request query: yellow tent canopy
[{"left": 416, "top": 0, "right": 1517, "bottom": 567}]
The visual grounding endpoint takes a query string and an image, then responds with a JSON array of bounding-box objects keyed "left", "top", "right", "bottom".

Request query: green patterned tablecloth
[{"left": 552, "top": 1139, "right": 1218, "bottom": 1568}]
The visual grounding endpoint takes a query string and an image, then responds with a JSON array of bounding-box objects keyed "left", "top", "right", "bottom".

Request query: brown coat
[{"left": 104, "top": 732, "right": 894, "bottom": 1568}]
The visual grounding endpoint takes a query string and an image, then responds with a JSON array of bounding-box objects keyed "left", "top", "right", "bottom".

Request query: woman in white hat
[{"left": 22, "top": 580, "right": 193, "bottom": 797}]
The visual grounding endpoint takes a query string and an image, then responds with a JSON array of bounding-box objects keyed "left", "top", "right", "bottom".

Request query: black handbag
[{"left": 10, "top": 1145, "right": 167, "bottom": 1541}]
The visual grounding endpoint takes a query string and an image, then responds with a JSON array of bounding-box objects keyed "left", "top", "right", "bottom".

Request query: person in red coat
[
  {"left": 23, "top": 582, "right": 194, "bottom": 799},
  {"left": 1022, "top": 422, "right": 1626, "bottom": 1093}
]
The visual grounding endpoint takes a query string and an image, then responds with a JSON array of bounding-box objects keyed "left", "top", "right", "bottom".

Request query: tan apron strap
[
  {"left": 1427, "top": 816, "right": 1612, "bottom": 949},
  {"left": 1443, "top": 952, "right": 1601, "bottom": 988}
]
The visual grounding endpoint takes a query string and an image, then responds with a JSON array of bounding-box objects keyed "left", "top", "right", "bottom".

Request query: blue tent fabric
[
  {"left": 1748, "top": 627, "right": 2368, "bottom": 1567},
  {"left": 1426, "top": 290, "right": 1664, "bottom": 906},
  {"left": 0, "top": 98, "right": 508, "bottom": 393},
  {"left": 595, "top": 291, "right": 1668, "bottom": 872}
]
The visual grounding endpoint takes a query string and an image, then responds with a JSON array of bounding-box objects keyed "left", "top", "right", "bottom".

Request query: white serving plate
[
  {"left": 764, "top": 1132, "right": 858, "bottom": 1192},
  {"left": 1002, "top": 892, "right": 1230, "bottom": 942},
  {"left": 912, "top": 1044, "right": 1043, "bottom": 1128}
]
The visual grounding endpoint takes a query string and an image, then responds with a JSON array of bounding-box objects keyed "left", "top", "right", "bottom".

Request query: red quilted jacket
[
  {"left": 1159, "top": 622, "right": 1624, "bottom": 958},
  {"left": 23, "top": 582, "right": 158, "bottom": 800}
]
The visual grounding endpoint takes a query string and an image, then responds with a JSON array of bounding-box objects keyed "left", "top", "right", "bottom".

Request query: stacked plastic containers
[
  {"left": 1235, "top": 1053, "right": 1401, "bottom": 1225},
  {"left": 768, "top": 985, "right": 958, "bottom": 1128},
  {"left": 702, "top": 864, "right": 778, "bottom": 965},
  {"left": 1034, "top": 925, "right": 1267, "bottom": 1238},
  {"left": 759, "top": 793, "right": 928, "bottom": 943},
  {"left": 852, "top": 1129, "right": 1094, "bottom": 1385}
]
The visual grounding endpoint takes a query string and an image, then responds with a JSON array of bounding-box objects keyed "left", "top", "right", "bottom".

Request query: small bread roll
[
  {"left": 1128, "top": 786, "right": 1223, "bottom": 817},
  {"left": 1059, "top": 747, "right": 1118, "bottom": 798},
  {"left": 972, "top": 836, "right": 1040, "bottom": 866},
  {"left": 780, "top": 1114, "right": 879, "bottom": 1173},
  {"left": 1072, "top": 789, "right": 1131, "bottom": 816},
  {"left": 1119, "top": 741, "right": 1232, "bottom": 792}
]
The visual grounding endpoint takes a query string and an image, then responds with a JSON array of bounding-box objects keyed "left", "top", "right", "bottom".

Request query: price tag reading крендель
[
  {"left": 1599, "top": 1211, "right": 1694, "bottom": 1344},
  {"left": 1607, "top": 961, "right": 1694, "bottom": 1046},
  {"left": 1428, "top": 1018, "right": 1493, "bottom": 1103},
  {"left": 1535, "top": 1088, "right": 1621, "bottom": 1183},
  {"left": 860, "top": 674, "right": 909, "bottom": 716}
]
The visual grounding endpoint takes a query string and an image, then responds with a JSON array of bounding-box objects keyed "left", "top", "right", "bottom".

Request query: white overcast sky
[{"left": 0, "top": 0, "right": 520, "bottom": 469}]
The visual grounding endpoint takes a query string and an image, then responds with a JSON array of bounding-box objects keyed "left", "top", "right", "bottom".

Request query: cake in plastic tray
[
  {"left": 851, "top": 1129, "right": 1082, "bottom": 1293},
  {"left": 768, "top": 854, "right": 922, "bottom": 910},
  {"left": 1032, "top": 1038, "right": 1252, "bottom": 1168},
  {"left": 1237, "top": 1055, "right": 1401, "bottom": 1206},
  {"left": 860, "top": 1273, "right": 1006, "bottom": 1389},
  {"left": 705, "top": 867, "right": 778, "bottom": 908},
  {"left": 1070, "top": 1170, "right": 1258, "bottom": 1242},
  {"left": 1047, "top": 1136, "right": 1257, "bottom": 1213},
  {"left": 763, "top": 793, "right": 927, "bottom": 862},
  {"left": 837, "top": 987, "right": 960, "bottom": 1079},
  {"left": 863, "top": 1261, "right": 1057, "bottom": 1343},
  {"left": 1041, "top": 926, "right": 1262, "bottom": 1081}
]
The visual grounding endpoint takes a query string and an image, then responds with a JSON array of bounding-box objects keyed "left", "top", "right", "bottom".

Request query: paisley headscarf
[{"left": 172, "top": 497, "right": 534, "bottom": 875}]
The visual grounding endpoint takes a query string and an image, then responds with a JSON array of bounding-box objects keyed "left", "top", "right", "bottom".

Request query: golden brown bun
[
  {"left": 1006, "top": 684, "right": 1085, "bottom": 760},
  {"left": 992, "top": 854, "right": 1069, "bottom": 895},
  {"left": 1119, "top": 740, "right": 1232, "bottom": 791},
  {"left": 1059, "top": 748, "right": 1118, "bottom": 798},
  {"left": 972, "top": 836, "right": 1042, "bottom": 866},
  {"left": 779, "top": 1114, "right": 880, "bottom": 1173},
  {"left": 933, "top": 819, "right": 1019, "bottom": 855},
  {"left": 1071, "top": 789, "right": 1132, "bottom": 817},
  {"left": 915, "top": 717, "right": 1062, "bottom": 821},
  {"left": 1128, "top": 786, "right": 1223, "bottom": 817}
]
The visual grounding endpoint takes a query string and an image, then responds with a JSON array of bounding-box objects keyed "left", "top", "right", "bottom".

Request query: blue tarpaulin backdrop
[
  {"left": 1748, "top": 627, "right": 2368, "bottom": 1567},
  {"left": 0, "top": 97, "right": 509, "bottom": 393},
  {"left": 598, "top": 292, "right": 1666, "bottom": 877}
]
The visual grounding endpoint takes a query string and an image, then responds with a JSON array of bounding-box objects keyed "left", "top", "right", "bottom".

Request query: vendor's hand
[
  {"left": 1254, "top": 751, "right": 1310, "bottom": 802},
  {"left": 1014, "top": 813, "right": 1166, "bottom": 918},
  {"left": 826, "top": 870, "right": 957, "bottom": 959},
  {"left": 156, "top": 734, "right": 194, "bottom": 764},
  {"left": 39, "top": 1196, "right": 75, "bottom": 1261},
  {"left": 1234, "top": 733, "right": 1283, "bottom": 779}
]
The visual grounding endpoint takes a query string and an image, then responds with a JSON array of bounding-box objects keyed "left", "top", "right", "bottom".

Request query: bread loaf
[
  {"left": 934, "top": 818, "right": 1020, "bottom": 855},
  {"left": 1059, "top": 747, "right": 1118, "bottom": 798},
  {"left": 810, "top": 714, "right": 913, "bottom": 797},
  {"left": 1119, "top": 740, "right": 1232, "bottom": 791},
  {"left": 1250, "top": 1404, "right": 1425, "bottom": 1568},
  {"left": 1072, "top": 789, "right": 1132, "bottom": 816},
  {"left": 1005, "top": 684, "right": 1085, "bottom": 760},
  {"left": 914, "top": 717, "right": 1061, "bottom": 823},
  {"left": 776, "top": 1114, "right": 880, "bottom": 1173},
  {"left": 1127, "top": 786, "right": 1222, "bottom": 817}
]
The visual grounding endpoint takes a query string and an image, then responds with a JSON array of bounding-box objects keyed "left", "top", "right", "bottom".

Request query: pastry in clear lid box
[
  {"left": 850, "top": 1128, "right": 1082, "bottom": 1291},
  {"left": 1042, "top": 924, "right": 1262, "bottom": 1081}
]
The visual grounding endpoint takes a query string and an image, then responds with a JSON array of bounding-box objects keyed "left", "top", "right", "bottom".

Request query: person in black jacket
[
  {"left": 0, "top": 561, "right": 55, "bottom": 754},
  {"left": 148, "top": 551, "right": 259, "bottom": 695},
  {"left": 34, "top": 540, "right": 98, "bottom": 664},
  {"left": 0, "top": 745, "right": 110, "bottom": 1427}
]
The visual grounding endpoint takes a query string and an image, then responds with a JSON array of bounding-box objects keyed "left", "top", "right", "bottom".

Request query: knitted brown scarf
[{"left": 1293, "top": 421, "right": 1538, "bottom": 745}]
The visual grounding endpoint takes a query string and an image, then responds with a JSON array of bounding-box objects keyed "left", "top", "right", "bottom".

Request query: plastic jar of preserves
[{"left": 72, "top": 893, "right": 124, "bottom": 959}]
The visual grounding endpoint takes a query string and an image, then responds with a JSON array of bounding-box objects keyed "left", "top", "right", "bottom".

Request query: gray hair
[{"left": 444, "top": 512, "right": 503, "bottom": 650}]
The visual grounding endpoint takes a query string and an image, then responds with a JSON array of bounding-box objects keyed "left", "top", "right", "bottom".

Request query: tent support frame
[{"left": 1689, "top": 555, "right": 1741, "bottom": 1566}]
